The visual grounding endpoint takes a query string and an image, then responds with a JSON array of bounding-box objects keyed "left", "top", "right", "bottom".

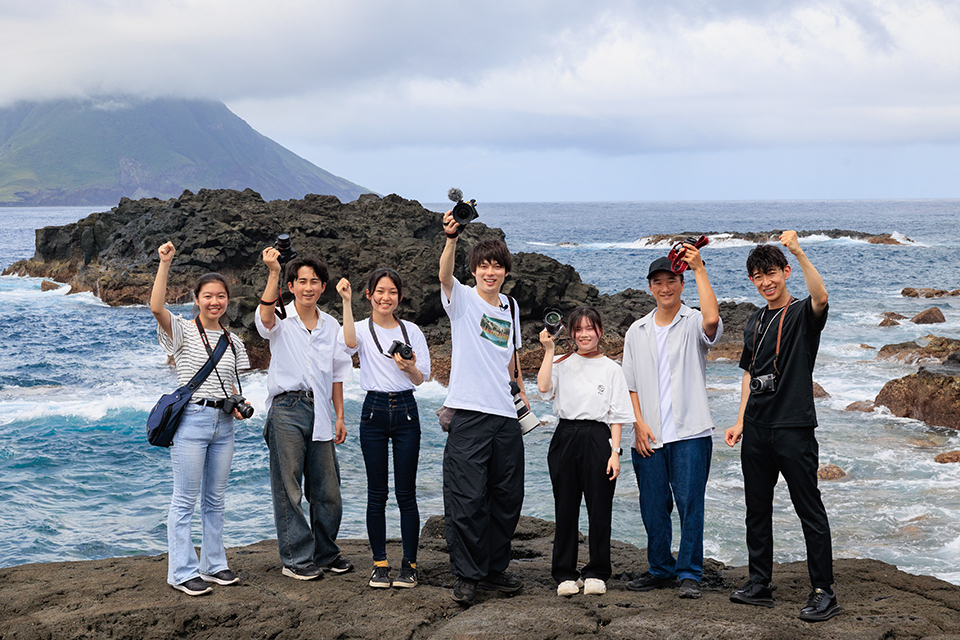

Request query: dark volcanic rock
[
  {"left": 902, "top": 287, "right": 960, "bottom": 298},
  {"left": 875, "top": 368, "right": 960, "bottom": 430},
  {"left": 641, "top": 229, "right": 911, "bottom": 246},
  {"left": 3, "top": 189, "right": 755, "bottom": 375},
  {"left": 911, "top": 307, "right": 947, "bottom": 324},
  {"left": 1, "top": 515, "right": 959, "bottom": 639}
]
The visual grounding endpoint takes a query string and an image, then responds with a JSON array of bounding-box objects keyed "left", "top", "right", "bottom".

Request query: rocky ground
[{"left": 2, "top": 516, "right": 959, "bottom": 640}]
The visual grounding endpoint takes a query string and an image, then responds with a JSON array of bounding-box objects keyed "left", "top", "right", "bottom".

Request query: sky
[{"left": 3, "top": 0, "right": 960, "bottom": 201}]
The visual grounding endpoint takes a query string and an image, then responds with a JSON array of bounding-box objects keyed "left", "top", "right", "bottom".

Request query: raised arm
[
  {"left": 150, "top": 242, "right": 175, "bottom": 338},
  {"left": 336, "top": 278, "right": 356, "bottom": 349},
  {"left": 780, "top": 230, "right": 828, "bottom": 318},
  {"left": 680, "top": 244, "right": 720, "bottom": 339},
  {"left": 439, "top": 210, "right": 460, "bottom": 300},
  {"left": 259, "top": 247, "right": 283, "bottom": 330},
  {"left": 537, "top": 329, "right": 556, "bottom": 395}
]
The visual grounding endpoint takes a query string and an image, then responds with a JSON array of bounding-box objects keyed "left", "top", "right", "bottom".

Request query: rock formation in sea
[
  {"left": 3, "top": 188, "right": 756, "bottom": 377},
  {"left": 2, "top": 515, "right": 958, "bottom": 639},
  {"left": 875, "top": 366, "right": 960, "bottom": 431}
]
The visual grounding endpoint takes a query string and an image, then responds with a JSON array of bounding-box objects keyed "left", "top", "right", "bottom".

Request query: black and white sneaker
[
  {"left": 393, "top": 558, "right": 418, "bottom": 588},
  {"left": 322, "top": 555, "right": 355, "bottom": 574},
  {"left": 200, "top": 569, "right": 240, "bottom": 586},
  {"left": 369, "top": 565, "right": 392, "bottom": 588},
  {"left": 172, "top": 577, "right": 213, "bottom": 596},
  {"left": 282, "top": 564, "right": 324, "bottom": 581}
]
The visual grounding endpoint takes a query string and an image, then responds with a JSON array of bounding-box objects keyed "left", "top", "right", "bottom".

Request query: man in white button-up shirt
[{"left": 256, "top": 248, "right": 354, "bottom": 581}]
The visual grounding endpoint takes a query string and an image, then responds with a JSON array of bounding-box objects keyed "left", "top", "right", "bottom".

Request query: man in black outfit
[{"left": 724, "top": 230, "right": 840, "bottom": 623}]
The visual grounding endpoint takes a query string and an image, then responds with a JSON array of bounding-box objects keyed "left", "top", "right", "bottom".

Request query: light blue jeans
[{"left": 167, "top": 403, "right": 235, "bottom": 586}]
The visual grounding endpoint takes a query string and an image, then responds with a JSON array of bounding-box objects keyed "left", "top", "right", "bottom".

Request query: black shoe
[
  {"left": 369, "top": 565, "right": 392, "bottom": 588},
  {"left": 393, "top": 558, "right": 418, "bottom": 588},
  {"left": 678, "top": 578, "right": 701, "bottom": 599},
  {"left": 282, "top": 564, "right": 324, "bottom": 581},
  {"left": 478, "top": 571, "right": 522, "bottom": 593},
  {"left": 452, "top": 577, "right": 477, "bottom": 605},
  {"left": 200, "top": 569, "right": 240, "bottom": 586},
  {"left": 626, "top": 571, "right": 679, "bottom": 592},
  {"left": 322, "top": 555, "right": 355, "bottom": 574},
  {"left": 799, "top": 588, "right": 841, "bottom": 622},
  {"left": 172, "top": 576, "right": 213, "bottom": 596},
  {"left": 729, "top": 580, "right": 774, "bottom": 608}
]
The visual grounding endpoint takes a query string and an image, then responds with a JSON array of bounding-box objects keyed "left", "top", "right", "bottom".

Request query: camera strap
[
  {"left": 196, "top": 317, "right": 243, "bottom": 397},
  {"left": 749, "top": 297, "right": 792, "bottom": 378},
  {"left": 507, "top": 296, "right": 521, "bottom": 381},
  {"left": 367, "top": 316, "right": 411, "bottom": 358}
]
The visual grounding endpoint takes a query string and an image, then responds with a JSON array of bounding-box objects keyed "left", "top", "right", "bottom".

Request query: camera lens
[{"left": 451, "top": 201, "right": 479, "bottom": 226}]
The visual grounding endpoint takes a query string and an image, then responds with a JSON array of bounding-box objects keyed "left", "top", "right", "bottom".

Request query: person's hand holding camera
[
  {"left": 262, "top": 246, "right": 282, "bottom": 275},
  {"left": 677, "top": 243, "right": 705, "bottom": 273},
  {"left": 539, "top": 328, "right": 555, "bottom": 351},
  {"left": 442, "top": 210, "right": 460, "bottom": 239}
]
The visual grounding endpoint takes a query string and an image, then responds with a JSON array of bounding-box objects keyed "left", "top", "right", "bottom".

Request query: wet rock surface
[
  {"left": 2, "top": 515, "right": 959, "bottom": 640},
  {"left": 875, "top": 367, "right": 960, "bottom": 431}
]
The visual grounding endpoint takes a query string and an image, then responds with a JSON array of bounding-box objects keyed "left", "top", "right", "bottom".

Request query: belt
[
  {"left": 193, "top": 398, "right": 225, "bottom": 409},
  {"left": 277, "top": 389, "right": 314, "bottom": 399}
]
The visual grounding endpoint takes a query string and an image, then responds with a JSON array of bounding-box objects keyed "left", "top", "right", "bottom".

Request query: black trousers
[
  {"left": 548, "top": 419, "right": 615, "bottom": 583},
  {"left": 443, "top": 409, "right": 524, "bottom": 581},
  {"left": 741, "top": 423, "right": 834, "bottom": 589}
]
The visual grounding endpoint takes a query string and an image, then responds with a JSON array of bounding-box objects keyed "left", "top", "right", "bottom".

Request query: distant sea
[{"left": 2, "top": 200, "right": 959, "bottom": 585}]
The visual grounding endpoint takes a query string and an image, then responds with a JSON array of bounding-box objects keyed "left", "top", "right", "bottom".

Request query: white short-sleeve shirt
[{"left": 338, "top": 317, "right": 431, "bottom": 392}]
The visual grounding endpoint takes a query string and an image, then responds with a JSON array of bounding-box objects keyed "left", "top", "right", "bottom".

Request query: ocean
[{"left": 2, "top": 200, "right": 959, "bottom": 585}]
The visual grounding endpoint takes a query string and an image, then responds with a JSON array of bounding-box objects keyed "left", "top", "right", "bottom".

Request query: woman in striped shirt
[{"left": 150, "top": 241, "right": 251, "bottom": 596}]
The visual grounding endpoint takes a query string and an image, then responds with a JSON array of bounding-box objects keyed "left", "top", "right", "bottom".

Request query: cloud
[{"left": 3, "top": 0, "right": 960, "bottom": 158}]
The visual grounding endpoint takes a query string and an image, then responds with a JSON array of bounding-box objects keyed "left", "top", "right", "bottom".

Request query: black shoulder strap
[
  {"left": 507, "top": 296, "right": 520, "bottom": 379},
  {"left": 187, "top": 333, "right": 230, "bottom": 392},
  {"left": 368, "top": 316, "right": 411, "bottom": 357}
]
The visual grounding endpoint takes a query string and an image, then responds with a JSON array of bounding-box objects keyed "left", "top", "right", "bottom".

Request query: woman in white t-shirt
[
  {"left": 336, "top": 268, "right": 431, "bottom": 590},
  {"left": 150, "top": 242, "right": 251, "bottom": 597},
  {"left": 537, "top": 307, "right": 634, "bottom": 598}
]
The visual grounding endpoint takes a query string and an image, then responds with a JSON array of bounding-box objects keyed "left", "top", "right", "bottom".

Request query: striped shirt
[{"left": 158, "top": 313, "right": 250, "bottom": 400}]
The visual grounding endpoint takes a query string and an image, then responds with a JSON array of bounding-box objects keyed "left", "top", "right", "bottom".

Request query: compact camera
[
  {"left": 223, "top": 394, "right": 254, "bottom": 419},
  {"left": 447, "top": 188, "right": 479, "bottom": 226},
  {"left": 749, "top": 374, "right": 777, "bottom": 395},
  {"left": 543, "top": 308, "right": 564, "bottom": 337},
  {"left": 387, "top": 340, "right": 414, "bottom": 360},
  {"left": 274, "top": 233, "right": 298, "bottom": 265},
  {"left": 510, "top": 381, "right": 540, "bottom": 435}
]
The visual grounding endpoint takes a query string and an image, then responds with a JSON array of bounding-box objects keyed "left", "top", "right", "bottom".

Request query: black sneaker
[
  {"left": 452, "top": 577, "right": 477, "bottom": 605},
  {"left": 626, "top": 571, "right": 680, "bottom": 592},
  {"left": 282, "top": 564, "right": 324, "bottom": 581},
  {"left": 369, "top": 565, "right": 392, "bottom": 588},
  {"left": 322, "top": 556, "right": 355, "bottom": 574},
  {"left": 729, "top": 580, "right": 774, "bottom": 607},
  {"left": 678, "top": 578, "right": 702, "bottom": 599},
  {"left": 393, "top": 558, "right": 418, "bottom": 588},
  {"left": 200, "top": 569, "right": 240, "bottom": 586},
  {"left": 799, "top": 588, "right": 841, "bottom": 622},
  {"left": 172, "top": 576, "right": 213, "bottom": 596},
  {"left": 478, "top": 571, "right": 522, "bottom": 593}
]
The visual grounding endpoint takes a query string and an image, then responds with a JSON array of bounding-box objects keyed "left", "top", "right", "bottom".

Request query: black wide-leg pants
[
  {"left": 741, "top": 422, "right": 834, "bottom": 589},
  {"left": 548, "top": 419, "right": 616, "bottom": 583}
]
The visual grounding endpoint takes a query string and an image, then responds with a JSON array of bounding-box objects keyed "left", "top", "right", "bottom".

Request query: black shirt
[{"left": 738, "top": 296, "right": 828, "bottom": 428}]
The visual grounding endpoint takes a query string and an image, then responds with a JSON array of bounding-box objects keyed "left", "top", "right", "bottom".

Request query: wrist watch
[{"left": 609, "top": 438, "right": 622, "bottom": 456}]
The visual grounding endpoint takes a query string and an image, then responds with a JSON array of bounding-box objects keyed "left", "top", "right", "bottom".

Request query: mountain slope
[{"left": 0, "top": 97, "right": 371, "bottom": 205}]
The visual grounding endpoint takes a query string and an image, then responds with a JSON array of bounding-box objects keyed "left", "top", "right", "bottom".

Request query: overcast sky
[{"left": 3, "top": 0, "right": 960, "bottom": 201}]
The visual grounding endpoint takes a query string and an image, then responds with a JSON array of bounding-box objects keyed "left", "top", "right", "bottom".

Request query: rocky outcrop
[
  {"left": 876, "top": 336, "right": 960, "bottom": 365},
  {"left": 638, "top": 229, "right": 912, "bottom": 246},
  {"left": 902, "top": 287, "right": 960, "bottom": 298},
  {"left": 875, "top": 368, "right": 960, "bottom": 431},
  {"left": 817, "top": 464, "right": 846, "bottom": 480},
  {"left": 935, "top": 451, "right": 960, "bottom": 464},
  {"left": 911, "top": 307, "right": 946, "bottom": 324},
  {"left": 812, "top": 381, "right": 830, "bottom": 398},
  {"left": 845, "top": 400, "right": 875, "bottom": 412},
  {"left": 3, "top": 189, "right": 755, "bottom": 375},
  {"left": 2, "top": 515, "right": 959, "bottom": 640}
]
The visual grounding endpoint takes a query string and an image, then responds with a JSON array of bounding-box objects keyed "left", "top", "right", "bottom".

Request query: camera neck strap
[
  {"left": 195, "top": 317, "right": 242, "bottom": 397},
  {"left": 750, "top": 297, "right": 792, "bottom": 378},
  {"left": 368, "top": 316, "right": 411, "bottom": 358}
]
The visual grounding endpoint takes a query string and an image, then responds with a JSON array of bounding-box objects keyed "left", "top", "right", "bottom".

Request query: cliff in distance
[{"left": 0, "top": 97, "right": 371, "bottom": 206}]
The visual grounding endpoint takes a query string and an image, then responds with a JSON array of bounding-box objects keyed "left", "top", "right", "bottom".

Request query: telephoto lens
[
  {"left": 509, "top": 381, "right": 540, "bottom": 435},
  {"left": 543, "top": 308, "right": 563, "bottom": 336}
]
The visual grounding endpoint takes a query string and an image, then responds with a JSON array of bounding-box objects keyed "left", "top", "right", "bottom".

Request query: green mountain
[{"left": 0, "top": 97, "right": 372, "bottom": 206}]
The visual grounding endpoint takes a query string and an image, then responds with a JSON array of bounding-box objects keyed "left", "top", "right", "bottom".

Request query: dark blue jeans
[
  {"left": 360, "top": 390, "right": 421, "bottom": 563},
  {"left": 632, "top": 435, "right": 712, "bottom": 582}
]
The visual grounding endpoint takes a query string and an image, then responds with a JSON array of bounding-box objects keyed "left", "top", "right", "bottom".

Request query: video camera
[{"left": 447, "top": 188, "right": 479, "bottom": 226}]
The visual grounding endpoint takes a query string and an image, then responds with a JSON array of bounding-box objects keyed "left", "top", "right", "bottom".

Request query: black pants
[
  {"left": 741, "top": 423, "right": 834, "bottom": 589},
  {"left": 443, "top": 409, "right": 524, "bottom": 582},
  {"left": 548, "top": 419, "right": 615, "bottom": 583}
]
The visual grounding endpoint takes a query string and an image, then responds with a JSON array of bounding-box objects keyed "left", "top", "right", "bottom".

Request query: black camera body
[
  {"left": 223, "top": 394, "right": 254, "bottom": 418},
  {"left": 543, "top": 308, "right": 564, "bottom": 336},
  {"left": 274, "top": 233, "right": 298, "bottom": 265},
  {"left": 749, "top": 374, "right": 777, "bottom": 395},
  {"left": 447, "top": 187, "right": 479, "bottom": 226},
  {"left": 387, "top": 340, "right": 414, "bottom": 360}
]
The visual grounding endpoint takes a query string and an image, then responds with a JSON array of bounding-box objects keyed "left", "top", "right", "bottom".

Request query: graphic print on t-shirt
[{"left": 478, "top": 314, "right": 511, "bottom": 348}]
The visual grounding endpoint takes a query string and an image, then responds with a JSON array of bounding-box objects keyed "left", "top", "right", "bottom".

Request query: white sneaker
[
  {"left": 557, "top": 579, "right": 580, "bottom": 596},
  {"left": 583, "top": 578, "right": 606, "bottom": 595}
]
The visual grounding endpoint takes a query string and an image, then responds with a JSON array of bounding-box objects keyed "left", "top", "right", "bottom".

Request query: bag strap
[{"left": 192, "top": 317, "right": 233, "bottom": 394}]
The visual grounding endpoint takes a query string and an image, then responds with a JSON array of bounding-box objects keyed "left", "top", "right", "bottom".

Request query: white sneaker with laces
[{"left": 583, "top": 578, "right": 606, "bottom": 595}]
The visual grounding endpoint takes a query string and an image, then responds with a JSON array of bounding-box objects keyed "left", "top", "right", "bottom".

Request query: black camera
[
  {"left": 223, "top": 394, "right": 254, "bottom": 419},
  {"left": 387, "top": 340, "right": 414, "bottom": 360},
  {"left": 749, "top": 374, "right": 777, "bottom": 395},
  {"left": 543, "top": 308, "right": 564, "bottom": 336},
  {"left": 448, "top": 188, "right": 479, "bottom": 226},
  {"left": 274, "top": 233, "right": 298, "bottom": 265}
]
